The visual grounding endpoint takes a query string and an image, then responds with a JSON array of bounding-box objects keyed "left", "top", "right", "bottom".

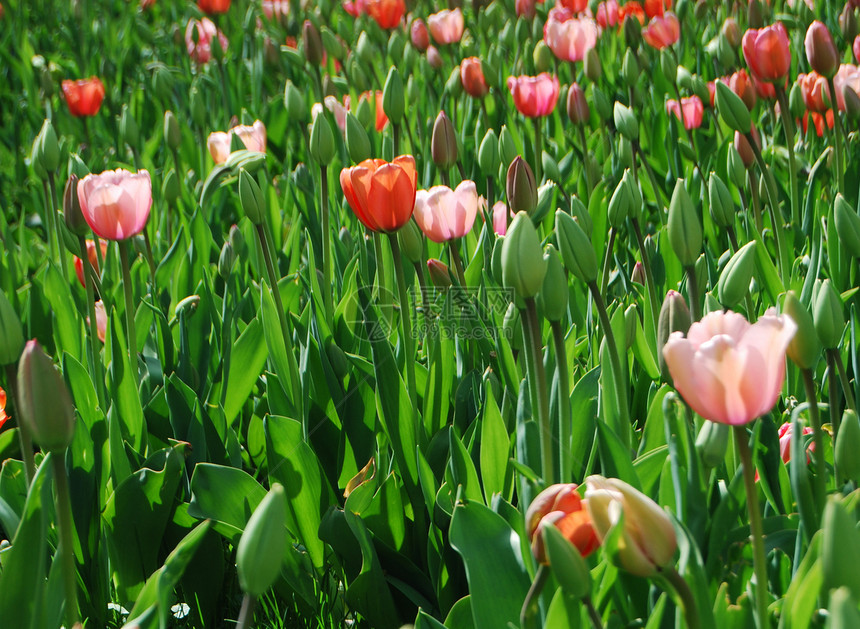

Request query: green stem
[
  {"left": 747, "top": 132, "right": 790, "bottom": 282},
  {"left": 828, "top": 77, "right": 845, "bottom": 195},
  {"left": 388, "top": 234, "right": 420, "bottom": 445},
  {"left": 522, "top": 298, "right": 554, "bottom": 484},
  {"left": 118, "top": 240, "right": 139, "bottom": 383},
  {"left": 801, "top": 368, "right": 826, "bottom": 513},
  {"left": 599, "top": 227, "right": 616, "bottom": 299},
  {"left": 534, "top": 117, "right": 543, "bottom": 182},
  {"left": 578, "top": 125, "right": 593, "bottom": 204},
  {"left": 5, "top": 364, "right": 35, "bottom": 487},
  {"left": 832, "top": 349, "right": 857, "bottom": 413},
  {"left": 42, "top": 181, "right": 57, "bottom": 260},
  {"left": 551, "top": 321, "right": 572, "bottom": 482},
  {"left": 372, "top": 232, "right": 389, "bottom": 324},
  {"left": 774, "top": 85, "right": 800, "bottom": 229},
  {"left": 662, "top": 567, "right": 702, "bottom": 629},
  {"left": 826, "top": 350, "right": 842, "bottom": 458},
  {"left": 236, "top": 592, "right": 256, "bottom": 629},
  {"left": 519, "top": 564, "right": 549, "bottom": 629},
  {"left": 584, "top": 596, "right": 604, "bottom": 629},
  {"left": 631, "top": 218, "right": 660, "bottom": 336},
  {"left": 219, "top": 281, "right": 233, "bottom": 411},
  {"left": 588, "top": 280, "right": 628, "bottom": 446},
  {"left": 47, "top": 172, "right": 70, "bottom": 284},
  {"left": 449, "top": 240, "right": 467, "bottom": 286},
  {"left": 734, "top": 425, "right": 770, "bottom": 629},
  {"left": 52, "top": 453, "right": 80, "bottom": 629},
  {"left": 142, "top": 230, "right": 158, "bottom": 290},
  {"left": 320, "top": 165, "right": 333, "bottom": 323},
  {"left": 79, "top": 236, "right": 106, "bottom": 410}
]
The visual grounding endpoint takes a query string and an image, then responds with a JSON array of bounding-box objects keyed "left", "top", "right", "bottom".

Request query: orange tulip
[
  {"left": 728, "top": 69, "right": 757, "bottom": 111},
  {"left": 198, "top": 0, "right": 230, "bottom": 13},
  {"left": 61, "top": 77, "right": 105, "bottom": 117},
  {"left": 798, "top": 72, "right": 831, "bottom": 112},
  {"left": 0, "top": 385, "right": 7, "bottom": 430},
  {"left": 644, "top": 0, "right": 671, "bottom": 17},
  {"left": 742, "top": 23, "right": 791, "bottom": 83},
  {"left": 460, "top": 57, "right": 489, "bottom": 98},
  {"left": 74, "top": 239, "right": 108, "bottom": 288},
  {"left": 340, "top": 156, "right": 417, "bottom": 233},
  {"left": 642, "top": 12, "right": 680, "bottom": 49},
  {"left": 366, "top": 0, "right": 405, "bottom": 29},
  {"left": 526, "top": 484, "right": 600, "bottom": 565}
]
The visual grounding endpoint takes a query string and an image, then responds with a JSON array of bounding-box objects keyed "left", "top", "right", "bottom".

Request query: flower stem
[
  {"left": 662, "top": 567, "right": 702, "bottom": 629},
  {"left": 5, "top": 364, "right": 35, "bottom": 487},
  {"left": 832, "top": 349, "right": 857, "bottom": 413},
  {"left": 734, "top": 425, "right": 770, "bottom": 629},
  {"left": 236, "top": 592, "right": 256, "bottom": 629},
  {"left": 118, "top": 240, "right": 139, "bottom": 384},
  {"left": 684, "top": 265, "right": 701, "bottom": 322},
  {"left": 534, "top": 117, "right": 543, "bottom": 182},
  {"left": 599, "top": 227, "right": 616, "bottom": 299},
  {"left": 79, "top": 236, "right": 106, "bottom": 411},
  {"left": 630, "top": 218, "right": 660, "bottom": 335},
  {"left": 320, "top": 164, "right": 333, "bottom": 323},
  {"left": 47, "top": 172, "right": 70, "bottom": 284},
  {"left": 522, "top": 297, "right": 554, "bottom": 484},
  {"left": 449, "top": 240, "right": 467, "bottom": 286},
  {"left": 801, "top": 368, "right": 826, "bottom": 514},
  {"left": 584, "top": 596, "right": 604, "bottom": 629},
  {"left": 52, "top": 452, "right": 80, "bottom": 629},
  {"left": 774, "top": 85, "right": 800, "bottom": 230},
  {"left": 388, "top": 234, "right": 420, "bottom": 445},
  {"left": 827, "top": 77, "right": 845, "bottom": 196},
  {"left": 519, "top": 564, "right": 549, "bottom": 629},
  {"left": 746, "top": 132, "right": 790, "bottom": 282},
  {"left": 551, "top": 320, "right": 571, "bottom": 482}
]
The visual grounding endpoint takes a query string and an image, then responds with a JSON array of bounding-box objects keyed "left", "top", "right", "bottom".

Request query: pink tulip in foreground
[
  {"left": 208, "top": 120, "right": 267, "bottom": 164},
  {"left": 543, "top": 8, "right": 599, "bottom": 63},
  {"left": 662, "top": 309, "right": 797, "bottom": 425},
  {"left": 428, "top": 8, "right": 464, "bottom": 45},
  {"left": 413, "top": 180, "right": 479, "bottom": 243},
  {"left": 507, "top": 73, "right": 560, "bottom": 118},
  {"left": 665, "top": 96, "right": 703, "bottom": 129},
  {"left": 77, "top": 169, "right": 153, "bottom": 241}
]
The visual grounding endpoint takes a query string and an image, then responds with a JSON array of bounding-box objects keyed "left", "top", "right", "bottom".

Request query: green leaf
[
  {"left": 188, "top": 463, "right": 267, "bottom": 541},
  {"left": 448, "top": 427, "right": 483, "bottom": 505},
  {"left": 480, "top": 384, "right": 510, "bottom": 502}
]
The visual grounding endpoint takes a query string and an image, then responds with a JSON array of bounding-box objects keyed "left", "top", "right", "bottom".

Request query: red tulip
[
  {"left": 61, "top": 77, "right": 105, "bottom": 117},
  {"left": 706, "top": 80, "right": 716, "bottom": 107},
  {"left": 742, "top": 23, "right": 791, "bottom": 83},
  {"left": 198, "top": 0, "right": 230, "bottom": 13},
  {"left": 566, "top": 82, "right": 590, "bottom": 124},
  {"left": 411, "top": 18, "right": 430, "bottom": 52},
  {"left": 642, "top": 12, "right": 680, "bottom": 49},
  {"left": 734, "top": 127, "right": 758, "bottom": 168},
  {"left": 77, "top": 169, "right": 153, "bottom": 241},
  {"left": 557, "top": 0, "right": 588, "bottom": 11},
  {"left": 92, "top": 301, "right": 107, "bottom": 343},
  {"left": 340, "top": 156, "right": 417, "bottom": 233},
  {"left": 0, "top": 385, "right": 7, "bottom": 429},
  {"left": 507, "top": 73, "right": 560, "bottom": 118},
  {"left": 751, "top": 73, "right": 777, "bottom": 100},
  {"left": 544, "top": 8, "right": 599, "bottom": 63},
  {"left": 526, "top": 484, "right": 600, "bottom": 565},
  {"left": 666, "top": 95, "right": 703, "bottom": 129},
  {"left": 460, "top": 57, "right": 489, "bottom": 98},
  {"left": 596, "top": 0, "right": 620, "bottom": 28},
  {"left": 342, "top": 0, "right": 367, "bottom": 16},
  {"left": 855, "top": 35, "right": 860, "bottom": 63},
  {"left": 74, "top": 239, "right": 108, "bottom": 288},
  {"left": 803, "top": 110, "right": 835, "bottom": 137},
  {"left": 644, "top": 0, "right": 672, "bottom": 17},
  {"left": 728, "top": 69, "right": 757, "bottom": 111},
  {"left": 185, "top": 17, "right": 228, "bottom": 64},
  {"left": 516, "top": 0, "right": 536, "bottom": 19},
  {"left": 618, "top": 1, "right": 645, "bottom": 25},
  {"left": 366, "top": 0, "right": 405, "bottom": 29},
  {"left": 428, "top": 8, "right": 464, "bottom": 45}
]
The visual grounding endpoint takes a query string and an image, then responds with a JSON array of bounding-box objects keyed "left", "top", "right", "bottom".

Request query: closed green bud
[
  {"left": 238, "top": 169, "right": 265, "bottom": 225},
  {"left": 387, "top": 30, "right": 405, "bottom": 61},
  {"left": 584, "top": 47, "right": 602, "bottom": 82},
  {"left": 398, "top": 219, "right": 424, "bottom": 264},
  {"left": 164, "top": 110, "right": 181, "bottom": 151},
  {"left": 717, "top": 241, "right": 756, "bottom": 307},
  {"left": 427, "top": 258, "right": 452, "bottom": 287},
  {"left": 658, "top": 290, "right": 691, "bottom": 382},
  {"left": 569, "top": 195, "right": 592, "bottom": 237},
  {"left": 498, "top": 126, "right": 518, "bottom": 171},
  {"left": 623, "top": 13, "right": 641, "bottom": 48},
  {"left": 345, "top": 112, "right": 371, "bottom": 164},
  {"left": 382, "top": 66, "right": 405, "bottom": 125},
  {"left": 668, "top": 179, "right": 701, "bottom": 267},
  {"left": 621, "top": 50, "right": 639, "bottom": 88},
  {"left": 349, "top": 58, "right": 370, "bottom": 92},
  {"left": 445, "top": 66, "right": 463, "bottom": 98},
  {"left": 538, "top": 245, "right": 568, "bottom": 322},
  {"left": 542, "top": 522, "right": 592, "bottom": 599},
  {"left": 506, "top": 157, "right": 537, "bottom": 216},
  {"left": 822, "top": 497, "right": 860, "bottom": 599},
  {"left": 715, "top": 80, "right": 751, "bottom": 134},
  {"left": 284, "top": 80, "right": 308, "bottom": 123},
  {"left": 35, "top": 119, "right": 60, "bottom": 173},
  {"left": 534, "top": 41, "right": 554, "bottom": 74},
  {"left": 834, "top": 193, "right": 860, "bottom": 258},
  {"left": 190, "top": 86, "right": 206, "bottom": 128},
  {"left": 542, "top": 151, "right": 561, "bottom": 184},
  {"left": 555, "top": 210, "right": 598, "bottom": 283},
  {"left": 748, "top": 0, "right": 764, "bottom": 29},
  {"left": 309, "top": 110, "right": 335, "bottom": 165},
  {"left": 696, "top": 421, "right": 729, "bottom": 468},
  {"left": 431, "top": 110, "right": 458, "bottom": 170},
  {"left": 726, "top": 145, "right": 746, "bottom": 189},
  {"left": 354, "top": 97, "right": 373, "bottom": 129},
  {"left": 68, "top": 153, "right": 90, "bottom": 180},
  {"left": 229, "top": 224, "right": 246, "bottom": 256},
  {"left": 357, "top": 31, "right": 374, "bottom": 66},
  {"left": 17, "top": 340, "right": 76, "bottom": 453},
  {"left": 162, "top": 168, "right": 180, "bottom": 204},
  {"left": 591, "top": 85, "right": 612, "bottom": 121},
  {"left": 321, "top": 26, "right": 345, "bottom": 60},
  {"left": 218, "top": 241, "right": 235, "bottom": 280},
  {"left": 237, "top": 484, "right": 288, "bottom": 597},
  {"left": 502, "top": 212, "right": 547, "bottom": 300},
  {"left": 841, "top": 4, "right": 858, "bottom": 42},
  {"left": 479, "top": 129, "right": 500, "bottom": 176},
  {"left": 120, "top": 104, "right": 139, "bottom": 148},
  {"left": 0, "top": 290, "right": 24, "bottom": 366},
  {"left": 782, "top": 291, "right": 821, "bottom": 370},
  {"left": 303, "top": 19, "right": 323, "bottom": 65},
  {"left": 836, "top": 410, "right": 860, "bottom": 483},
  {"left": 814, "top": 279, "right": 844, "bottom": 349},
  {"left": 660, "top": 50, "right": 676, "bottom": 85},
  {"left": 789, "top": 82, "right": 806, "bottom": 119},
  {"left": 503, "top": 302, "right": 523, "bottom": 351},
  {"left": 617, "top": 136, "right": 633, "bottom": 170},
  {"left": 623, "top": 169, "right": 642, "bottom": 220},
  {"left": 608, "top": 175, "right": 632, "bottom": 228},
  {"left": 708, "top": 173, "right": 734, "bottom": 228},
  {"left": 691, "top": 76, "right": 711, "bottom": 103},
  {"left": 842, "top": 83, "right": 860, "bottom": 120},
  {"left": 676, "top": 66, "right": 693, "bottom": 92},
  {"left": 613, "top": 102, "right": 639, "bottom": 141},
  {"left": 63, "top": 174, "right": 88, "bottom": 236}
]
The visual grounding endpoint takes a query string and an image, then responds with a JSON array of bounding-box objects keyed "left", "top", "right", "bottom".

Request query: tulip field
[{"left": 3, "top": 0, "right": 860, "bottom": 627}]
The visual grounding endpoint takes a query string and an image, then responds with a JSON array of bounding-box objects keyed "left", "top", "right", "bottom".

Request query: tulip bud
[
  {"left": 813, "top": 279, "right": 844, "bottom": 349},
  {"left": 119, "top": 105, "right": 140, "bottom": 152},
  {"left": 835, "top": 193, "right": 860, "bottom": 258},
  {"left": 237, "top": 484, "right": 287, "bottom": 597},
  {"left": 502, "top": 212, "right": 547, "bottom": 300},
  {"left": 382, "top": 67, "right": 405, "bottom": 125},
  {"left": 354, "top": 98, "right": 373, "bottom": 129},
  {"left": 613, "top": 102, "right": 639, "bottom": 141},
  {"left": 398, "top": 219, "right": 424, "bottom": 264},
  {"left": 668, "top": 179, "right": 701, "bottom": 267},
  {"left": 17, "top": 340, "right": 76, "bottom": 452},
  {"left": 164, "top": 110, "right": 181, "bottom": 151},
  {"left": 623, "top": 14, "right": 641, "bottom": 48},
  {"left": 717, "top": 241, "right": 756, "bottom": 307},
  {"left": 348, "top": 58, "right": 370, "bottom": 92},
  {"left": 821, "top": 496, "right": 860, "bottom": 599},
  {"left": 555, "top": 210, "right": 598, "bottom": 283},
  {"left": 748, "top": 0, "right": 764, "bottom": 29},
  {"left": 591, "top": 85, "right": 612, "bottom": 121},
  {"left": 691, "top": 76, "right": 711, "bottom": 104},
  {"left": 708, "top": 173, "right": 734, "bottom": 228},
  {"left": 478, "top": 129, "right": 500, "bottom": 176},
  {"left": 734, "top": 130, "right": 755, "bottom": 170},
  {"left": 621, "top": 50, "right": 639, "bottom": 88},
  {"left": 542, "top": 151, "right": 562, "bottom": 185},
  {"left": 657, "top": 290, "right": 691, "bottom": 382},
  {"left": 836, "top": 410, "right": 860, "bottom": 483},
  {"left": 538, "top": 245, "right": 568, "bottom": 322},
  {"left": 321, "top": 27, "right": 345, "bottom": 60},
  {"left": 608, "top": 176, "right": 632, "bottom": 228},
  {"left": 0, "top": 290, "right": 24, "bottom": 366},
  {"left": 782, "top": 290, "right": 821, "bottom": 371},
  {"left": 696, "top": 421, "right": 729, "bottom": 468},
  {"left": 445, "top": 67, "right": 463, "bottom": 98},
  {"left": 284, "top": 80, "right": 308, "bottom": 123},
  {"left": 68, "top": 153, "right": 90, "bottom": 180},
  {"left": 303, "top": 20, "right": 323, "bottom": 65},
  {"left": 660, "top": 50, "right": 677, "bottom": 85},
  {"left": 427, "top": 258, "right": 452, "bottom": 287},
  {"left": 534, "top": 41, "right": 554, "bottom": 74},
  {"left": 569, "top": 195, "right": 592, "bottom": 237},
  {"left": 427, "top": 45, "right": 442, "bottom": 69},
  {"left": 218, "top": 241, "right": 235, "bottom": 280},
  {"left": 36, "top": 119, "right": 60, "bottom": 173},
  {"left": 411, "top": 18, "right": 430, "bottom": 51},
  {"left": 503, "top": 302, "right": 523, "bottom": 351},
  {"left": 506, "top": 157, "right": 537, "bottom": 216},
  {"left": 542, "top": 522, "right": 593, "bottom": 600},
  {"left": 806, "top": 21, "right": 839, "bottom": 79},
  {"left": 526, "top": 484, "right": 598, "bottom": 567},
  {"left": 840, "top": 4, "right": 858, "bottom": 42},
  {"left": 630, "top": 261, "right": 646, "bottom": 286},
  {"left": 567, "top": 83, "right": 590, "bottom": 125},
  {"left": 238, "top": 169, "right": 265, "bottom": 225},
  {"left": 722, "top": 17, "right": 741, "bottom": 48},
  {"left": 309, "top": 111, "right": 335, "bottom": 165},
  {"left": 498, "top": 126, "right": 518, "bottom": 173},
  {"left": 345, "top": 112, "right": 371, "bottom": 164},
  {"left": 356, "top": 31, "right": 374, "bottom": 66},
  {"left": 676, "top": 66, "right": 693, "bottom": 92},
  {"left": 726, "top": 145, "right": 746, "bottom": 188},
  {"left": 787, "top": 82, "right": 805, "bottom": 119},
  {"left": 715, "top": 81, "right": 751, "bottom": 134},
  {"left": 63, "top": 174, "right": 87, "bottom": 236},
  {"left": 431, "top": 111, "right": 458, "bottom": 170},
  {"left": 844, "top": 84, "right": 860, "bottom": 121},
  {"left": 584, "top": 48, "right": 602, "bottom": 82},
  {"left": 162, "top": 168, "right": 180, "bottom": 205}
]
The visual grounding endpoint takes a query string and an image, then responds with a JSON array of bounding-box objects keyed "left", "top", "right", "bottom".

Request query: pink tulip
[
  {"left": 411, "top": 18, "right": 430, "bottom": 51},
  {"left": 742, "top": 23, "right": 791, "bottom": 83},
  {"left": 642, "top": 12, "right": 679, "bottom": 49},
  {"left": 491, "top": 201, "right": 509, "bottom": 236},
  {"left": 261, "top": 0, "right": 289, "bottom": 20},
  {"left": 185, "top": 17, "right": 228, "bottom": 64},
  {"left": 855, "top": 35, "right": 860, "bottom": 64},
  {"left": 665, "top": 96, "right": 703, "bottom": 129},
  {"left": 427, "top": 46, "right": 442, "bottom": 69},
  {"left": 834, "top": 64, "right": 860, "bottom": 111},
  {"left": 428, "top": 8, "right": 464, "bottom": 45},
  {"left": 207, "top": 120, "right": 267, "bottom": 164},
  {"left": 93, "top": 301, "right": 107, "bottom": 343},
  {"left": 544, "top": 8, "right": 599, "bottom": 63},
  {"left": 662, "top": 309, "right": 797, "bottom": 425},
  {"left": 77, "top": 169, "right": 153, "bottom": 241},
  {"left": 596, "top": 0, "right": 620, "bottom": 28},
  {"left": 516, "top": 0, "right": 536, "bottom": 19},
  {"left": 507, "top": 73, "right": 560, "bottom": 118},
  {"left": 324, "top": 95, "right": 349, "bottom": 132},
  {"left": 413, "top": 180, "right": 479, "bottom": 243}
]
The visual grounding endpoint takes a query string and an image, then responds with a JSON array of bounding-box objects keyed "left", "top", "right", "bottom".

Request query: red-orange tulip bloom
[
  {"left": 74, "top": 239, "right": 108, "bottom": 288},
  {"left": 460, "top": 57, "right": 489, "bottom": 98},
  {"left": 186, "top": 17, "right": 229, "bottom": 64},
  {"left": 198, "top": 0, "right": 230, "bottom": 13},
  {"left": 0, "top": 385, "right": 7, "bottom": 430},
  {"left": 61, "top": 77, "right": 105, "bottom": 117},
  {"left": 507, "top": 73, "right": 560, "bottom": 118},
  {"left": 728, "top": 69, "right": 757, "bottom": 111},
  {"left": 666, "top": 96, "right": 703, "bottom": 130},
  {"left": 752, "top": 73, "right": 777, "bottom": 100},
  {"left": 798, "top": 72, "right": 831, "bottom": 112},
  {"left": 802, "top": 110, "right": 834, "bottom": 138},
  {"left": 366, "top": 0, "right": 405, "bottom": 29},
  {"left": 340, "top": 156, "right": 417, "bottom": 233},
  {"left": 644, "top": 0, "right": 671, "bottom": 17},
  {"left": 557, "top": 0, "right": 588, "bottom": 11},
  {"left": 742, "top": 23, "right": 791, "bottom": 83},
  {"left": 618, "top": 1, "right": 645, "bottom": 26},
  {"left": 642, "top": 12, "right": 679, "bottom": 49},
  {"left": 526, "top": 484, "right": 600, "bottom": 565}
]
